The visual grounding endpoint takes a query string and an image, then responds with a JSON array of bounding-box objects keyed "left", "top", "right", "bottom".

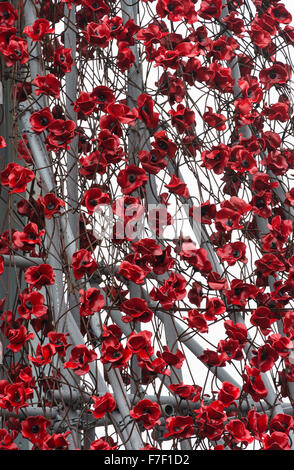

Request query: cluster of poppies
[{"left": 1, "top": 0, "right": 294, "bottom": 451}]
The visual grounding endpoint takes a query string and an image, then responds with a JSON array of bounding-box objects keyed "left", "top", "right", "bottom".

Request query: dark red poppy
[
  {"left": 126, "top": 330, "right": 153, "bottom": 361},
  {"left": 23, "top": 19, "right": 54, "bottom": 41},
  {"left": 89, "top": 438, "right": 117, "bottom": 450},
  {"left": 79, "top": 288, "right": 104, "bottom": 317},
  {"left": 163, "top": 415, "right": 194, "bottom": 439},
  {"left": 262, "top": 431, "right": 290, "bottom": 450},
  {"left": 130, "top": 399, "right": 161, "bottom": 430},
  {"left": 63, "top": 344, "right": 97, "bottom": 376},
  {"left": 42, "top": 432, "right": 71, "bottom": 450},
  {"left": 169, "top": 104, "right": 195, "bottom": 134},
  {"left": 73, "top": 91, "right": 97, "bottom": 117},
  {"left": 28, "top": 343, "right": 57, "bottom": 367},
  {"left": 1, "top": 163, "right": 35, "bottom": 194},
  {"left": 33, "top": 73, "right": 61, "bottom": 99},
  {"left": 37, "top": 193, "right": 65, "bottom": 219},
  {"left": 218, "top": 382, "right": 240, "bottom": 407},
  {"left": 53, "top": 47, "right": 74, "bottom": 73},
  {"left": 184, "top": 309, "right": 208, "bottom": 333},
  {"left": 17, "top": 290, "right": 47, "bottom": 320},
  {"left": 81, "top": 187, "right": 110, "bottom": 215},
  {"left": 149, "top": 272, "right": 186, "bottom": 310},
  {"left": 24, "top": 264, "right": 55, "bottom": 289},
  {"left": 91, "top": 393, "right": 116, "bottom": 419},
  {"left": 117, "top": 261, "right": 146, "bottom": 285},
  {"left": 71, "top": 249, "right": 98, "bottom": 280},
  {"left": 21, "top": 416, "right": 50, "bottom": 445},
  {"left": 6, "top": 325, "right": 34, "bottom": 353},
  {"left": 2, "top": 35, "right": 29, "bottom": 67},
  {"left": 225, "top": 419, "right": 254, "bottom": 444},
  {"left": 121, "top": 297, "right": 153, "bottom": 323},
  {"left": 201, "top": 143, "right": 230, "bottom": 175},
  {"left": 117, "top": 165, "right": 148, "bottom": 195},
  {"left": 165, "top": 174, "right": 189, "bottom": 199},
  {"left": 100, "top": 342, "right": 132, "bottom": 368}
]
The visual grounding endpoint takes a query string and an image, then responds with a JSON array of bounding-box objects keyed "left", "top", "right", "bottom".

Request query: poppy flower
[
  {"left": 218, "top": 382, "right": 240, "bottom": 407},
  {"left": 169, "top": 104, "right": 195, "bottom": 134},
  {"left": 126, "top": 331, "right": 153, "bottom": 360},
  {"left": 2, "top": 35, "right": 29, "bottom": 67},
  {"left": 137, "top": 93, "right": 159, "bottom": 129},
  {"left": 71, "top": 249, "right": 98, "bottom": 280},
  {"left": 121, "top": 297, "right": 153, "bottom": 323},
  {"left": 33, "top": 73, "right": 61, "bottom": 99},
  {"left": 269, "top": 413, "right": 294, "bottom": 435},
  {"left": 129, "top": 399, "right": 161, "bottom": 430},
  {"left": 81, "top": 187, "right": 110, "bottom": 215},
  {"left": 259, "top": 62, "right": 291, "bottom": 90},
  {"left": 28, "top": 343, "right": 57, "bottom": 366},
  {"left": 117, "top": 165, "right": 148, "bottom": 195},
  {"left": 157, "top": 346, "right": 185, "bottom": 369},
  {"left": 0, "top": 2, "right": 18, "bottom": 26},
  {"left": 247, "top": 409, "right": 268, "bottom": 441},
  {"left": 198, "top": 0, "right": 222, "bottom": 20},
  {"left": 29, "top": 107, "right": 54, "bottom": 133},
  {"left": 100, "top": 342, "right": 132, "bottom": 368},
  {"left": 21, "top": 416, "right": 50, "bottom": 445},
  {"left": 262, "top": 103, "right": 290, "bottom": 122},
  {"left": 42, "top": 432, "right": 71, "bottom": 450},
  {"left": 23, "top": 19, "right": 54, "bottom": 41},
  {"left": 53, "top": 47, "right": 74, "bottom": 74},
  {"left": 203, "top": 107, "right": 226, "bottom": 130},
  {"left": 6, "top": 325, "right": 34, "bottom": 353},
  {"left": 201, "top": 143, "right": 230, "bottom": 175},
  {"left": 225, "top": 419, "right": 254, "bottom": 444},
  {"left": 63, "top": 344, "right": 97, "bottom": 376},
  {"left": 262, "top": 431, "right": 290, "bottom": 450},
  {"left": 118, "top": 261, "right": 146, "bottom": 285},
  {"left": 165, "top": 174, "right": 189, "bottom": 199},
  {"left": 138, "top": 150, "right": 168, "bottom": 174},
  {"left": 37, "top": 193, "right": 65, "bottom": 219},
  {"left": 73, "top": 91, "right": 97, "bottom": 117},
  {"left": 89, "top": 438, "right": 117, "bottom": 450},
  {"left": 0, "top": 429, "right": 18, "bottom": 450},
  {"left": 149, "top": 272, "right": 187, "bottom": 310},
  {"left": 217, "top": 241, "right": 247, "bottom": 266},
  {"left": 83, "top": 21, "right": 111, "bottom": 48},
  {"left": 90, "top": 85, "right": 115, "bottom": 111},
  {"left": 117, "top": 41, "right": 136, "bottom": 72},
  {"left": 17, "top": 290, "right": 47, "bottom": 320},
  {"left": 184, "top": 309, "right": 208, "bottom": 333},
  {"left": 163, "top": 416, "right": 194, "bottom": 439},
  {"left": 24, "top": 264, "right": 55, "bottom": 289},
  {"left": 13, "top": 223, "right": 44, "bottom": 252},
  {"left": 90, "top": 393, "right": 116, "bottom": 419},
  {"left": 1, "top": 163, "right": 35, "bottom": 194},
  {"left": 79, "top": 288, "right": 105, "bottom": 317},
  {"left": 47, "top": 332, "right": 70, "bottom": 358}
]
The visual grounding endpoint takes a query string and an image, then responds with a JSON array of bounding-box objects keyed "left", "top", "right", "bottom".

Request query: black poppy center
[
  {"left": 256, "top": 199, "right": 265, "bottom": 209},
  {"left": 25, "top": 301, "right": 33, "bottom": 310},
  {"left": 128, "top": 174, "right": 137, "bottom": 183},
  {"left": 158, "top": 140, "right": 168, "bottom": 150},
  {"left": 241, "top": 159, "right": 249, "bottom": 168},
  {"left": 269, "top": 71, "right": 277, "bottom": 79},
  {"left": 46, "top": 202, "right": 56, "bottom": 210},
  {"left": 233, "top": 250, "right": 240, "bottom": 258},
  {"left": 89, "top": 199, "right": 97, "bottom": 207},
  {"left": 112, "top": 351, "right": 121, "bottom": 359},
  {"left": 31, "top": 425, "right": 39, "bottom": 433}
]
